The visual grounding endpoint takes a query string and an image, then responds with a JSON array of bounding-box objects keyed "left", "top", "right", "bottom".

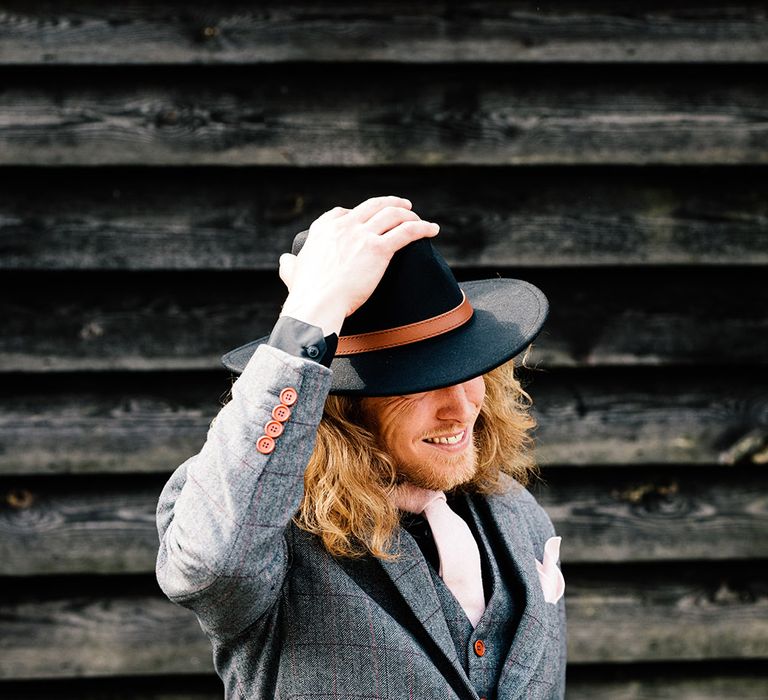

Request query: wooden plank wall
[{"left": 1, "top": 2, "right": 767, "bottom": 698}]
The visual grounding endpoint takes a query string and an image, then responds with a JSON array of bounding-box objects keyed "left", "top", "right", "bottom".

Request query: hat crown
[
  {"left": 292, "top": 230, "right": 464, "bottom": 336},
  {"left": 221, "top": 229, "right": 549, "bottom": 392}
]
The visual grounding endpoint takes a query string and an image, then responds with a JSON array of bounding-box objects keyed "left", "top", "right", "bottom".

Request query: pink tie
[{"left": 393, "top": 482, "right": 486, "bottom": 627}]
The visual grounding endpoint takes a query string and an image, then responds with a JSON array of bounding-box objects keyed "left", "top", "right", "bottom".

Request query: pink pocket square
[{"left": 535, "top": 536, "right": 565, "bottom": 604}]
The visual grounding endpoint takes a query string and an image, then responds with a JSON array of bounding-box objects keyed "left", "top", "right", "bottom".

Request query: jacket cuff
[{"left": 267, "top": 315, "right": 338, "bottom": 368}]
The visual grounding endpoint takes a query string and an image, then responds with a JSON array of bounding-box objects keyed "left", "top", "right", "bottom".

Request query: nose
[{"left": 434, "top": 379, "right": 482, "bottom": 422}]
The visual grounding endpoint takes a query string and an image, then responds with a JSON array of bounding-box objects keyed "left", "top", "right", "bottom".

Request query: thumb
[{"left": 278, "top": 253, "right": 297, "bottom": 289}]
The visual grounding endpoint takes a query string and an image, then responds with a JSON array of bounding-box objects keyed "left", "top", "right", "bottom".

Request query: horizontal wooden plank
[
  {"left": 0, "top": 66, "right": 766, "bottom": 166},
  {"left": 1, "top": 563, "right": 766, "bottom": 678},
  {"left": 566, "top": 668, "right": 768, "bottom": 700},
  {"left": 1, "top": 466, "right": 767, "bottom": 574},
  {"left": 3, "top": 167, "right": 767, "bottom": 270},
  {"left": 0, "top": 591, "right": 213, "bottom": 679},
  {"left": 1, "top": 1, "right": 767, "bottom": 65},
  {"left": 0, "top": 677, "right": 227, "bottom": 700},
  {"left": 2, "top": 367, "right": 766, "bottom": 476},
  {"left": 3, "top": 267, "right": 767, "bottom": 372},
  {"left": 565, "top": 564, "right": 768, "bottom": 664}
]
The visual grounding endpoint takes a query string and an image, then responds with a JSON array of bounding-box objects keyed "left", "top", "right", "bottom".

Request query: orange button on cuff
[
  {"left": 265, "top": 420, "right": 284, "bottom": 438},
  {"left": 474, "top": 639, "right": 486, "bottom": 657},
  {"left": 256, "top": 435, "right": 275, "bottom": 454},
  {"left": 279, "top": 387, "right": 298, "bottom": 406},
  {"left": 272, "top": 404, "right": 291, "bottom": 422}
]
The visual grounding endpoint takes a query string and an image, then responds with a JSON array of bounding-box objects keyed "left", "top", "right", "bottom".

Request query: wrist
[{"left": 280, "top": 296, "right": 346, "bottom": 337}]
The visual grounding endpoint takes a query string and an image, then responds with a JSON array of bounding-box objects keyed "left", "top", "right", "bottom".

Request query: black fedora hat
[{"left": 221, "top": 230, "right": 549, "bottom": 396}]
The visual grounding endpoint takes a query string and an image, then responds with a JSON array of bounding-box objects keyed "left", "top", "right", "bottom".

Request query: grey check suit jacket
[{"left": 155, "top": 344, "right": 567, "bottom": 699}]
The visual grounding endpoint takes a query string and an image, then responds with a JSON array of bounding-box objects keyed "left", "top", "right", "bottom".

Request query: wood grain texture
[
  {"left": 1, "top": 466, "right": 767, "bottom": 574},
  {"left": 2, "top": 367, "right": 765, "bottom": 476},
  {"left": 0, "top": 591, "right": 213, "bottom": 678},
  {"left": 1, "top": 1, "right": 766, "bottom": 65},
  {"left": 1, "top": 563, "right": 766, "bottom": 678},
  {"left": 2, "top": 267, "right": 767, "bottom": 372},
  {"left": 565, "top": 669, "right": 768, "bottom": 700},
  {"left": 2, "top": 167, "right": 767, "bottom": 270},
  {"left": 565, "top": 564, "right": 768, "bottom": 663},
  {"left": 0, "top": 66, "right": 766, "bottom": 166},
  {"left": 0, "top": 1, "right": 765, "bottom": 697}
]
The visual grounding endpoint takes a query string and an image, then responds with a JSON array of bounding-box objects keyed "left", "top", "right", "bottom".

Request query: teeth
[{"left": 425, "top": 431, "right": 465, "bottom": 445}]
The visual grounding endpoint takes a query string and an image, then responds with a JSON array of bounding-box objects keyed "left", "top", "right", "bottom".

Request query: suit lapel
[
  {"left": 377, "top": 528, "right": 479, "bottom": 698},
  {"left": 377, "top": 527, "right": 462, "bottom": 662},
  {"left": 476, "top": 486, "right": 552, "bottom": 697}
]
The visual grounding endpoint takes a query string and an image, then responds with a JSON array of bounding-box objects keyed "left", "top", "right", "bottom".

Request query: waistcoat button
[{"left": 474, "top": 639, "right": 486, "bottom": 657}]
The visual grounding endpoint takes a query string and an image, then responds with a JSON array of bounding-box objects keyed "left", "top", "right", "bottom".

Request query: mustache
[{"left": 420, "top": 426, "right": 468, "bottom": 440}]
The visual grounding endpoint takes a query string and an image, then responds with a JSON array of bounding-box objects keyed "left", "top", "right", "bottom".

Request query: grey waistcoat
[{"left": 427, "top": 495, "right": 524, "bottom": 700}]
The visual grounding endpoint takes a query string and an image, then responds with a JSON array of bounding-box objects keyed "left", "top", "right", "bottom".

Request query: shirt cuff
[{"left": 267, "top": 315, "right": 338, "bottom": 368}]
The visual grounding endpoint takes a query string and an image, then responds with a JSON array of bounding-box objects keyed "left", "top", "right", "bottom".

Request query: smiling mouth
[{"left": 423, "top": 430, "right": 466, "bottom": 446}]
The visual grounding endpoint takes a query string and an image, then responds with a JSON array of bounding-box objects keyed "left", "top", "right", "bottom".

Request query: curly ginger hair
[{"left": 293, "top": 347, "right": 544, "bottom": 560}]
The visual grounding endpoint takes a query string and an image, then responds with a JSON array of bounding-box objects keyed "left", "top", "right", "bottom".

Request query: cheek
[
  {"left": 469, "top": 377, "right": 486, "bottom": 410},
  {"left": 375, "top": 403, "right": 420, "bottom": 451}
]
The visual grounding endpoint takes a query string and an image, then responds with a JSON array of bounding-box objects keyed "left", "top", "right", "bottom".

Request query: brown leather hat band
[{"left": 336, "top": 291, "right": 473, "bottom": 356}]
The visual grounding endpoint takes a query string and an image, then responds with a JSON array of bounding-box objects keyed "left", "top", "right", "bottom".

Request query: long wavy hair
[{"left": 292, "top": 345, "right": 544, "bottom": 560}]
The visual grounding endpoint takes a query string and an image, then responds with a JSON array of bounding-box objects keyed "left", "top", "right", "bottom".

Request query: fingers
[
  {"left": 348, "top": 195, "right": 412, "bottom": 224},
  {"left": 310, "top": 206, "right": 350, "bottom": 230},
  {"left": 380, "top": 220, "right": 439, "bottom": 254},
  {"left": 320, "top": 205, "right": 350, "bottom": 219},
  {"left": 278, "top": 253, "right": 297, "bottom": 289},
  {"left": 364, "top": 205, "right": 421, "bottom": 234}
]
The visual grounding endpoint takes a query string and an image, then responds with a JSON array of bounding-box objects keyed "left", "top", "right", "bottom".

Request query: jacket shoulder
[{"left": 492, "top": 473, "right": 558, "bottom": 543}]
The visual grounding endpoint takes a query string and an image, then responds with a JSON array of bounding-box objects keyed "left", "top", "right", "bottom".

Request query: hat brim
[{"left": 220, "top": 278, "right": 548, "bottom": 396}]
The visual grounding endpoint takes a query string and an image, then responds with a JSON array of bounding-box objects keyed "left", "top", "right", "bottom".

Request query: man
[{"left": 155, "top": 195, "right": 566, "bottom": 699}]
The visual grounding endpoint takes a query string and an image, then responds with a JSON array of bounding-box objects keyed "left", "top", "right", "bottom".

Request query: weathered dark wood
[
  {"left": 0, "top": 676, "right": 224, "bottom": 700},
  {"left": 2, "top": 167, "right": 767, "bottom": 270},
  {"left": 1, "top": 466, "right": 767, "bottom": 574},
  {"left": 2, "top": 367, "right": 766, "bottom": 476},
  {"left": 0, "top": 373, "right": 214, "bottom": 475},
  {"left": 566, "top": 668, "right": 768, "bottom": 700},
  {"left": 1, "top": 1, "right": 767, "bottom": 65},
  {"left": 2, "top": 267, "right": 767, "bottom": 372},
  {"left": 1, "top": 67, "right": 766, "bottom": 166},
  {"left": 533, "top": 466, "right": 768, "bottom": 563},
  {"left": 534, "top": 370, "right": 768, "bottom": 468},
  {"left": 565, "top": 563, "right": 768, "bottom": 663},
  {"left": 0, "top": 591, "right": 213, "bottom": 678},
  {"left": 0, "top": 2, "right": 764, "bottom": 696},
  {"left": 1, "top": 563, "right": 766, "bottom": 678},
  {"left": 0, "top": 478, "right": 163, "bottom": 575}
]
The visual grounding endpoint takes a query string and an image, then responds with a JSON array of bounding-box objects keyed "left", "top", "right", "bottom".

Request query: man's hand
[{"left": 278, "top": 195, "right": 440, "bottom": 336}]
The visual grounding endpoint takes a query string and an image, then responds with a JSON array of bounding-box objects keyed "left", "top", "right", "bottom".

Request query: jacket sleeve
[{"left": 155, "top": 342, "right": 333, "bottom": 640}]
